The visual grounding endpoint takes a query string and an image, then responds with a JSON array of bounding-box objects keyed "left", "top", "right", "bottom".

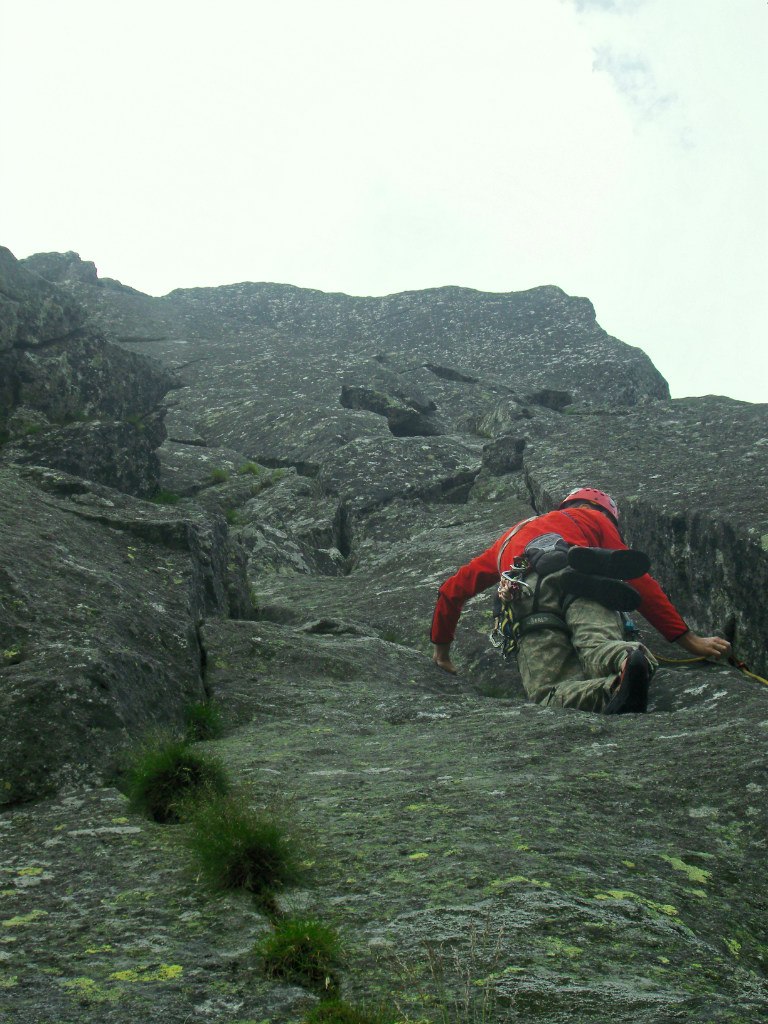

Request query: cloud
[{"left": 592, "top": 46, "right": 676, "bottom": 118}]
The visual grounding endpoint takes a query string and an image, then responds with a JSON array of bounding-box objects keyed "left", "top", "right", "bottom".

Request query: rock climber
[{"left": 430, "top": 487, "right": 731, "bottom": 714}]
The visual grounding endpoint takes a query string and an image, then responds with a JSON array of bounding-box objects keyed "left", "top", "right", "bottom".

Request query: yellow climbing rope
[
  {"left": 728, "top": 657, "right": 768, "bottom": 687},
  {"left": 654, "top": 652, "right": 768, "bottom": 686}
]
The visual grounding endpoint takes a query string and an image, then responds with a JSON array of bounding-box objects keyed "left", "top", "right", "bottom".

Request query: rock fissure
[
  {"left": 425, "top": 362, "right": 479, "bottom": 383},
  {"left": 11, "top": 327, "right": 90, "bottom": 351}
]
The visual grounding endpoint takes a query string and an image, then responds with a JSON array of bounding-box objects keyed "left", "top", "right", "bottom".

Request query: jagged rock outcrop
[
  {"left": 1, "top": 247, "right": 174, "bottom": 495},
  {"left": 1, "top": 249, "right": 766, "bottom": 1022},
  {"left": 0, "top": 251, "right": 254, "bottom": 804}
]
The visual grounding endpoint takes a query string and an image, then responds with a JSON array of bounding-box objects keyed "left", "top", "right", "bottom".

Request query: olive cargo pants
[{"left": 513, "top": 569, "right": 658, "bottom": 712}]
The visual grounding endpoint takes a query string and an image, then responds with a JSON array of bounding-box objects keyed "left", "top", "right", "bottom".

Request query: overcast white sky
[{"left": 2, "top": 0, "right": 766, "bottom": 402}]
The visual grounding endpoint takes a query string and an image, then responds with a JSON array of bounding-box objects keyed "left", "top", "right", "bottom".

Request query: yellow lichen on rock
[
  {"left": 2, "top": 910, "right": 48, "bottom": 927},
  {"left": 109, "top": 964, "right": 184, "bottom": 983},
  {"left": 660, "top": 855, "right": 712, "bottom": 885}
]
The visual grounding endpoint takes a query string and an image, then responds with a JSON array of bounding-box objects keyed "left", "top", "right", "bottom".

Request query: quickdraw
[
  {"left": 489, "top": 556, "right": 564, "bottom": 658},
  {"left": 490, "top": 557, "right": 530, "bottom": 655}
]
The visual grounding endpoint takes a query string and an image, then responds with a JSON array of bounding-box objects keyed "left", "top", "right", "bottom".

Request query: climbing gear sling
[{"left": 490, "top": 554, "right": 571, "bottom": 659}]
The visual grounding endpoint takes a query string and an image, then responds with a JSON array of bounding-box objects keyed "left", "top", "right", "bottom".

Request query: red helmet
[{"left": 560, "top": 487, "right": 619, "bottom": 521}]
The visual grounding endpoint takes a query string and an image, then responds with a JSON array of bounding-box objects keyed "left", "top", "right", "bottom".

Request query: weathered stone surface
[
  {"left": 158, "top": 441, "right": 258, "bottom": 497},
  {"left": 0, "top": 465, "right": 252, "bottom": 805},
  {"left": 0, "top": 787, "right": 310, "bottom": 1023},
  {"left": 6, "top": 329, "right": 173, "bottom": 427},
  {"left": 0, "top": 246, "right": 86, "bottom": 352},
  {"left": 22, "top": 256, "right": 669, "bottom": 413},
  {"left": 2, "top": 250, "right": 766, "bottom": 1021},
  {"left": 1, "top": 249, "right": 176, "bottom": 498},
  {"left": 203, "top": 620, "right": 768, "bottom": 1022},
  {"left": 319, "top": 434, "right": 483, "bottom": 513},
  {"left": 5, "top": 416, "right": 165, "bottom": 497},
  {"left": 340, "top": 360, "right": 444, "bottom": 437},
  {"left": 20, "top": 250, "right": 101, "bottom": 287}
]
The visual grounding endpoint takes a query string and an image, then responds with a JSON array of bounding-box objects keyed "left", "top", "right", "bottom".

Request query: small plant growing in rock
[
  {"left": 256, "top": 916, "right": 342, "bottom": 996},
  {"left": 2, "top": 645, "right": 24, "bottom": 666},
  {"left": 185, "top": 793, "right": 306, "bottom": 897},
  {"left": 184, "top": 700, "right": 224, "bottom": 741},
  {"left": 123, "top": 735, "right": 229, "bottom": 823},
  {"left": 225, "top": 507, "right": 241, "bottom": 526},
  {"left": 210, "top": 467, "right": 230, "bottom": 483},
  {"left": 237, "top": 461, "right": 262, "bottom": 476},
  {"left": 301, "top": 1000, "right": 400, "bottom": 1023},
  {"left": 383, "top": 922, "right": 503, "bottom": 1024},
  {"left": 150, "top": 489, "right": 181, "bottom": 505}
]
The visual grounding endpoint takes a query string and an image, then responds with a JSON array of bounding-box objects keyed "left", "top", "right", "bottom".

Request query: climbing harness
[
  {"left": 490, "top": 516, "right": 545, "bottom": 657},
  {"left": 492, "top": 608, "right": 571, "bottom": 658},
  {"left": 621, "top": 613, "right": 640, "bottom": 640},
  {"left": 490, "top": 580, "right": 640, "bottom": 661},
  {"left": 489, "top": 554, "right": 572, "bottom": 658}
]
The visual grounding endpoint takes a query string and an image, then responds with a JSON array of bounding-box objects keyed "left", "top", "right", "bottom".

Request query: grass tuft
[
  {"left": 256, "top": 916, "right": 342, "bottom": 995},
  {"left": 210, "top": 467, "right": 230, "bottom": 483},
  {"left": 185, "top": 794, "right": 306, "bottom": 896},
  {"left": 237, "top": 461, "right": 262, "bottom": 476},
  {"left": 301, "top": 1000, "right": 400, "bottom": 1023},
  {"left": 150, "top": 489, "right": 181, "bottom": 505},
  {"left": 184, "top": 701, "right": 224, "bottom": 741},
  {"left": 122, "top": 735, "right": 229, "bottom": 823}
]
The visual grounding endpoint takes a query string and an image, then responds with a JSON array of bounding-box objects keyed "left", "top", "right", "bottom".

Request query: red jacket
[{"left": 430, "top": 506, "right": 688, "bottom": 644}]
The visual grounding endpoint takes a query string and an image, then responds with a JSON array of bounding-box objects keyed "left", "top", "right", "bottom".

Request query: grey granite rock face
[
  {"left": 0, "top": 466, "right": 253, "bottom": 806},
  {"left": 1, "top": 250, "right": 765, "bottom": 1021},
  {"left": 1, "top": 249, "right": 176, "bottom": 496},
  {"left": 1, "top": 246, "right": 86, "bottom": 351}
]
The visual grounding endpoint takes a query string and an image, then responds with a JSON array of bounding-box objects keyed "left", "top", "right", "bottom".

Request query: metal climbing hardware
[
  {"left": 499, "top": 557, "right": 533, "bottom": 601},
  {"left": 489, "top": 557, "right": 571, "bottom": 658},
  {"left": 622, "top": 614, "right": 640, "bottom": 640},
  {"left": 489, "top": 599, "right": 520, "bottom": 656},
  {"left": 490, "top": 557, "right": 531, "bottom": 653}
]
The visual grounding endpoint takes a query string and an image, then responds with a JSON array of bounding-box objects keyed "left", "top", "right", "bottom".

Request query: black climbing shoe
[
  {"left": 559, "top": 570, "right": 641, "bottom": 611},
  {"left": 567, "top": 546, "right": 650, "bottom": 580},
  {"left": 604, "top": 649, "right": 650, "bottom": 715}
]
